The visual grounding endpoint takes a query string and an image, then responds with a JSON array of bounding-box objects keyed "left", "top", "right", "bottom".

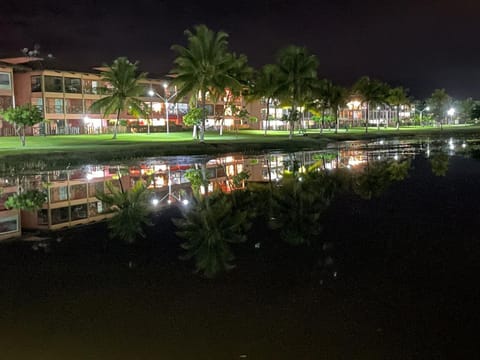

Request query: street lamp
[
  {"left": 148, "top": 84, "right": 177, "bottom": 134},
  {"left": 415, "top": 106, "right": 430, "bottom": 126},
  {"left": 447, "top": 107, "right": 455, "bottom": 125}
]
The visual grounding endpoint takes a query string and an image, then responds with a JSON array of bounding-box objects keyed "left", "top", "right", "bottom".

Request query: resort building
[{"left": 0, "top": 61, "right": 15, "bottom": 136}]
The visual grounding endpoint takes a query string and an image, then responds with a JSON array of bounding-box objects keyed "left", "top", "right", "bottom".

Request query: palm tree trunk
[
  {"left": 320, "top": 108, "right": 325, "bottom": 134},
  {"left": 365, "top": 103, "right": 369, "bottom": 133},
  {"left": 377, "top": 107, "right": 380, "bottom": 130},
  {"left": 264, "top": 100, "right": 270, "bottom": 136},
  {"left": 112, "top": 108, "right": 121, "bottom": 139},
  {"left": 335, "top": 108, "right": 339, "bottom": 134},
  {"left": 396, "top": 108, "right": 400, "bottom": 130},
  {"left": 289, "top": 105, "right": 295, "bottom": 140},
  {"left": 21, "top": 125, "right": 26, "bottom": 147},
  {"left": 201, "top": 91, "right": 206, "bottom": 142}
]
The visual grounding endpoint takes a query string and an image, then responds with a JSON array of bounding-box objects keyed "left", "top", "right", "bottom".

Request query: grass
[{"left": 1, "top": 125, "right": 480, "bottom": 168}]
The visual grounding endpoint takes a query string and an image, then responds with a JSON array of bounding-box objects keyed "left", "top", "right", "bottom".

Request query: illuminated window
[{"left": 0, "top": 72, "right": 11, "bottom": 90}]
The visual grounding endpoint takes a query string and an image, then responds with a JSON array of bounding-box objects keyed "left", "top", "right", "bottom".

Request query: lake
[{"left": 0, "top": 137, "right": 479, "bottom": 359}]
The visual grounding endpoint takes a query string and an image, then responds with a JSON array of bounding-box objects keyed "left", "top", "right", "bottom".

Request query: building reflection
[{"left": 0, "top": 140, "right": 434, "bottom": 239}]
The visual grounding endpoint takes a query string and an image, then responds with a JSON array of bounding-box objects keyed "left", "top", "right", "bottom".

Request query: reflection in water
[
  {"left": 429, "top": 150, "right": 449, "bottom": 176},
  {"left": 2, "top": 137, "right": 480, "bottom": 357},
  {"left": 0, "top": 137, "right": 473, "bottom": 240}
]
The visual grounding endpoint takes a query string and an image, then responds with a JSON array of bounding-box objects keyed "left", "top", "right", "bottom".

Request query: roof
[{"left": 0, "top": 56, "right": 44, "bottom": 65}]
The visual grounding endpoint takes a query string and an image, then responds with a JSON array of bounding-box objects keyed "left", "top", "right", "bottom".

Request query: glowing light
[
  {"left": 151, "top": 198, "right": 159, "bottom": 206},
  {"left": 86, "top": 173, "right": 94, "bottom": 180},
  {"left": 447, "top": 108, "right": 455, "bottom": 116},
  {"left": 182, "top": 199, "right": 189, "bottom": 206}
]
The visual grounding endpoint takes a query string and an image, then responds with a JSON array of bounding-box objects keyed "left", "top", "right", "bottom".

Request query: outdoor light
[
  {"left": 148, "top": 85, "right": 177, "bottom": 134},
  {"left": 462, "top": 142, "right": 467, "bottom": 148},
  {"left": 86, "top": 173, "right": 93, "bottom": 181},
  {"left": 182, "top": 199, "right": 189, "bottom": 206},
  {"left": 447, "top": 108, "right": 455, "bottom": 116},
  {"left": 151, "top": 198, "right": 159, "bottom": 206}
]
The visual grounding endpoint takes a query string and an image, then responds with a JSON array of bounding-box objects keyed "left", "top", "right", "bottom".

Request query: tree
[
  {"left": 0, "top": 104, "right": 43, "bottom": 146},
  {"left": 427, "top": 88, "right": 451, "bottom": 130},
  {"left": 90, "top": 57, "right": 147, "bottom": 139},
  {"left": 96, "top": 181, "right": 152, "bottom": 244},
  {"left": 5, "top": 189, "right": 46, "bottom": 211},
  {"left": 472, "top": 103, "right": 480, "bottom": 121},
  {"left": 387, "top": 87, "right": 410, "bottom": 130},
  {"left": 269, "top": 170, "right": 339, "bottom": 246},
  {"left": 251, "top": 64, "right": 281, "bottom": 136},
  {"left": 173, "top": 191, "right": 250, "bottom": 278},
  {"left": 353, "top": 159, "right": 411, "bottom": 199},
  {"left": 429, "top": 151, "right": 449, "bottom": 176},
  {"left": 183, "top": 107, "right": 204, "bottom": 139},
  {"left": 458, "top": 98, "right": 476, "bottom": 124},
  {"left": 306, "top": 79, "right": 331, "bottom": 133},
  {"left": 325, "top": 82, "right": 349, "bottom": 134},
  {"left": 276, "top": 46, "right": 318, "bottom": 139},
  {"left": 171, "top": 25, "right": 250, "bottom": 142},
  {"left": 353, "top": 76, "right": 389, "bottom": 133}
]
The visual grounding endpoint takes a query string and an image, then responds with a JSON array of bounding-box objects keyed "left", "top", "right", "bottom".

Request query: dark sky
[{"left": 1, "top": 0, "right": 479, "bottom": 99}]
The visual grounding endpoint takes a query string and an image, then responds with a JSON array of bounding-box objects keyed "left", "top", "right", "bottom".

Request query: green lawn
[{"left": 1, "top": 125, "right": 480, "bottom": 168}]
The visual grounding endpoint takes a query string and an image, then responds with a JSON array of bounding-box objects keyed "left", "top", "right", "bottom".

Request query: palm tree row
[{"left": 91, "top": 25, "right": 480, "bottom": 141}]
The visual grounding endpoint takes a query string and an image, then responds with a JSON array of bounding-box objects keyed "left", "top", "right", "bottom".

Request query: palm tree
[
  {"left": 90, "top": 57, "right": 147, "bottom": 139},
  {"left": 173, "top": 191, "right": 250, "bottom": 278},
  {"left": 276, "top": 46, "right": 318, "bottom": 139},
  {"left": 387, "top": 86, "right": 410, "bottom": 130},
  {"left": 251, "top": 64, "right": 281, "bottom": 136},
  {"left": 353, "top": 76, "right": 389, "bottom": 133},
  {"left": 325, "top": 82, "right": 349, "bottom": 134},
  {"left": 306, "top": 79, "right": 330, "bottom": 133},
  {"left": 427, "top": 89, "right": 451, "bottom": 130},
  {"left": 96, "top": 180, "right": 152, "bottom": 244},
  {"left": 269, "top": 171, "right": 336, "bottom": 246},
  {"left": 171, "top": 25, "right": 249, "bottom": 142}
]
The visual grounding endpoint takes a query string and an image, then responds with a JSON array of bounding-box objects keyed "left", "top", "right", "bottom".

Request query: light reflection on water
[{"left": 1, "top": 137, "right": 480, "bottom": 358}]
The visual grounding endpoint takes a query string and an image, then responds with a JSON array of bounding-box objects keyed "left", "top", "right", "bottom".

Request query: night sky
[{"left": 1, "top": 0, "right": 479, "bottom": 99}]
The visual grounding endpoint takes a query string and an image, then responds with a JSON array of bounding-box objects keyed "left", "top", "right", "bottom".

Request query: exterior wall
[
  {"left": 0, "top": 65, "right": 15, "bottom": 136},
  {"left": 19, "top": 167, "right": 131, "bottom": 231},
  {"left": 0, "top": 180, "right": 22, "bottom": 241},
  {"left": 12, "top": 69, "right": 166, "bottom": 135}
]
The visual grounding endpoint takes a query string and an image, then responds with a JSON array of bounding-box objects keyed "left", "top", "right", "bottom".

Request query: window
[
  {"left": 37, "top": 209, "right": 49, "bottom": 225},
  {"left": 31, "top": 76, "right": 42, "bottom": 92},
  {"left": 50, "top": 186, "right": 68, "bottom": 203},
  {"left": 70, "top": 184, "right": 87, "bottom": 200},
  {"left": 0, "top": 96, "right": 13, "bottom": 110},
  {"left": 0, "top": 72, "right": 11, "bottom": 90},
  {"left": 51, "top": 207, "right": 69, "bottom": 224},
  {"left": 88, "top": 201, "right": 105, "bottom": 217},
  {"left": 44, "top": 76, "right": 63, "bottom": 92},
  {"left": 0, "top": 216, "right": 18, "bottom": 234},
  {"left": 84, "top": 99, "right": 100, "bottom": 114},
  {"left": 71, "top": 204, "right": 88, "bottom": 220},
  {"left": 65, "top": 77, "right": 82, "bottom": 93},
  {"left": 65, "top": 99, "right": 83, "bottom": 114},
  {"left": 83, "top": 80, "right": 101, "bottom": 94},
  {"left": 88, "top": 181, "right": 104, "bottom": 197},
  {"left": 46, "top": 98, "right": 64, "bottom": 114},
  {"left": 31, "top": 98, "right": 43, "bottom": 111}
]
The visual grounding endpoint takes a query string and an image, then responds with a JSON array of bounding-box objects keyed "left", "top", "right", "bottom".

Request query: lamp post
[
  {"left": 148, "top": 99, "right": 152, "bottom": 135},
  {"left": 415, "top": 106, "right": 430, "bottom": 126},
  {"left": 148, "top": 84, "right": 177, "bottom": 134},
  {"left": 447, "top": 107, "right": 455, "bottom": 125}
]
